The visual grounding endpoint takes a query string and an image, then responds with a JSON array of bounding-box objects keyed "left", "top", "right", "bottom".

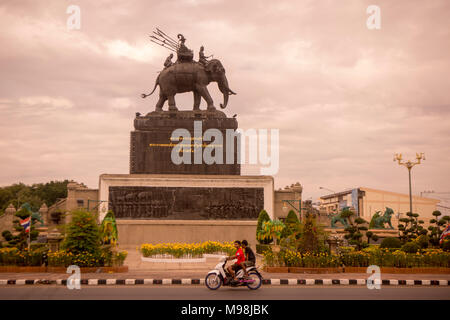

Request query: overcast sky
[{"left": 0, "top": 0, "right": 449, "bottom": 202}]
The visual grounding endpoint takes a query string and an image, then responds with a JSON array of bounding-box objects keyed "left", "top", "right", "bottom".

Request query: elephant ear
[{"left": 205, "top": 61, "right": 218, "bottom": 73}]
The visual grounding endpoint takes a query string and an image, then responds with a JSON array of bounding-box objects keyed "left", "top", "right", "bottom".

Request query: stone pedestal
[
  {"left": 130, "top": 110, "right": 240, "bottom": 175},
  {"left": 47, "top": 228, "right": 63, "bottom": 252},
  {"left": 326, "top": 238, "right": 344, "bottom": 254},
  {"left": 99, "top": 174, "right": 274, "bottom": 222}
]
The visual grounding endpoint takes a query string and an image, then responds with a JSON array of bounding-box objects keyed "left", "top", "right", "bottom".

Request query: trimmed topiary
[
  {"left": 285, "top": 210, "right": 299, "bottom": 224},
  {"left": 401, "top": 241, "right": 420, "bottom": 254},
  {"left": 256, "top": 210, "right": 272, "bottom": 244},
  {"left": 281, "top": 210, "right": 300, "bottom": 239},
  {"left": 416, "top": 234, "right": 429, "bottom": 249},
  {"left": 380, "top": 237, "right": 402, "bottom": 249}
]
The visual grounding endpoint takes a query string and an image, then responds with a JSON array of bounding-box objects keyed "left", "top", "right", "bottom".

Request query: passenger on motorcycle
[
  {"left": 240, "top": 240, "right": 256, "bottom": 278},
  {"left": 225, "top": 240, "right": 245, "bottom": 281}
]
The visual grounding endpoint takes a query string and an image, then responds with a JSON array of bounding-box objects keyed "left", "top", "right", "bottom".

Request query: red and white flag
[
  {"left": 20, "top": 217, "right": 31, "bottom": 233},
  {"left": 440, "top": 224, "right": 450, "bottom": 244}
]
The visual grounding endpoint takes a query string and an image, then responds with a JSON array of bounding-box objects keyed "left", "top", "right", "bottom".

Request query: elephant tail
[{"left": 141, "top": 74, "right": 159, "bottom": 99}]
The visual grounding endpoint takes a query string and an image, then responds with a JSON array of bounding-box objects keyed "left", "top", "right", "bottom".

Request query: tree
[
  {"left": 296, "top": 213, "right": 329, "bottom": 254},
  {"left": 256, "top": 210, "right": 272, "bottom": 244},
  {"left": 366, "top": 231, "right": 379, "bottom": 244},
  {"left": 100, "top": 210, "right": 118, "bottom": 246},
  {"left": 62, "top": 209, "right": 101, "bottom": 254},
  {"left": 0, "top": 180, "right": 69, "bottom": 214},
  {"left": 6, "top": 205, "right": 39, "bottom": 249},
  {"left": 428, "top": 211, "right": 450, "bottom": 247},
  {"left": 398, "top": 212, "right": 427, "bottom": 244},
  {"left": 257, "top": 220, "right": 285, "bottom": 246},
  {"left": 341, "top": 208, "right": 369, "bottom": 250},
  {"left": 281, "top": 210, "right": 300, "bottom": 239}
]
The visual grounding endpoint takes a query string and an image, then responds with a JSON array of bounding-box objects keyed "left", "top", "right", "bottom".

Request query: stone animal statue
[
  {"left": 369, "top": 207, "right": 394, "bottom": 229},
  {"left": 20, "top": 202, "right": 44, "bottom": 226},
  {"left": 142, "top": 59, "right": 236, "bottom": 112},
  {"left": 330, "top": 211, "right": 350, "bottom": 228}
]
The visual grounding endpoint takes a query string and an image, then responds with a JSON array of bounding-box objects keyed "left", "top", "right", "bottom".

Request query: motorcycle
[{"left": 205, "top": 257, "right": 262, "bottom": 290}]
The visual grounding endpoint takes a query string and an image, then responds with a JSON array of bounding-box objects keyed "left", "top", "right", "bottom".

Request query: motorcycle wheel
[
  {"left": 205, "top": 273, "right": 222, "bottom": 290},
  {"left": 246, "top": 272, "right": 262, "bottom": 290}
]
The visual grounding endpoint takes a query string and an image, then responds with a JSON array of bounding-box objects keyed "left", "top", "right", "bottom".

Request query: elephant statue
[{"left": 142, "top": 59, "right": 236, "bottom": 113}]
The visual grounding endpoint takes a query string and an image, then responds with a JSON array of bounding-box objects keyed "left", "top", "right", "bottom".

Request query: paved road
[{"left": 0, "top": 286, "right": 449, "bottom": 300}]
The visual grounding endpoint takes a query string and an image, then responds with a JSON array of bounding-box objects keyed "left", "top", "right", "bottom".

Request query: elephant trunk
[{"left": 219, "top": 76, "right": 231, "bottom": 109}]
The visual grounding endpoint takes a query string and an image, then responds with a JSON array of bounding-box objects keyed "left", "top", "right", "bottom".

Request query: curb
[{"left": 0, "top": 279, "right": 449, "bottom": 286}]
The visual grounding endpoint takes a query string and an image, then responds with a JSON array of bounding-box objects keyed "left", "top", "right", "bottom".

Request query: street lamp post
[
  {"left": 394, "top": 153, "right": 425, "bottom": 214},
  {"left": 319, "top": 187, "right": 336, "bottom": 194},
  {"left": 319, "top": 187, "right": 337, "bottom": 213}
]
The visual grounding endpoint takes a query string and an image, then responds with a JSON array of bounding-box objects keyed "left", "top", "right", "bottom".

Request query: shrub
[
  {"left": 100, "top": 210, "right": 118, "bottom": 246},
  {"left": 380, "top": 237, "right": 402, "bottom": 249},
  {"left": 113, "top": 250, "right": 128, "bottom": 266},
  {"left": 262, "top": 248, "right": 450, "bottom": 268},
  {"left": 398, "top": 212, "right": 427, "bottom": 243},
  {"left": 256, "top": 243, "right": 272, "bottom": 254},
  {"left": 62, "top": 209, "right": 101, "bottom": 255},
  {"left": 442, "top": 240, "right": 450, "bottom": 252},
  {"left": 281, "top": 210, "right": 300, "bottom": 239},
  {"left": 401, "top": 241, "right": 420, "bottom": 254},
  {"left": 2, "top": 230, "right": 13, "bottom": 242},
  {"left": 341, "top": 209, "right": 369, "bottom": 250},
  {"left": 6, "top": 205, "right": 40, "bottom": 249},
  {"left": 416, "top": 235, "right": 429, "bottom": 249},
  {"left": 256, "top": 210, "right": 272, "bottom": 244},
  {"left": 366, "top": 231, "right": 379, "bottom": 244},
  {"left": 428, "top": 211, "right": 450, "bottom": 247},
  {"left": 257, "top": 220, "right": 285, "bottom": 246},
  {"left": 0, "top": 247, "right": 48, "bottom": 266},
  {"left": 296, "top": 213, "right": 329, "bottom": 254}
]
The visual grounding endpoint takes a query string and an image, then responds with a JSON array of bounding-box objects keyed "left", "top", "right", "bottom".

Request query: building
[
  {"left": 419, "top": 191, "right": 450, "bottom": 217},
  {"left": 319, "top": 187, "right": 440, "bottom": 227},
  {"left": 48, "top": 181, "right": 99, "bottom": 224}
]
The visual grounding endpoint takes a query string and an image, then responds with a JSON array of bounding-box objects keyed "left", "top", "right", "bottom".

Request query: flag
[
  {"left": 20, "top": 216, "right": 31, "bottom": 233},
  {"left": 440, "top": 224, "right": 450, "bottom": 244}
]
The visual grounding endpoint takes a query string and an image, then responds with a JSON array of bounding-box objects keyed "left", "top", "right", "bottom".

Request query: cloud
[{"left": 105, "top": 39, "right": 160, "bottom": 62}]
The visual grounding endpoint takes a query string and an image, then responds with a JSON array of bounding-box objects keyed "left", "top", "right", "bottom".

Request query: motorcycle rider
[
  {"left": 240, "top": 240, "right": 256, "bottom": 278},
  {"left": 226, "top": 240, "right": 245, "bottom": 282}
]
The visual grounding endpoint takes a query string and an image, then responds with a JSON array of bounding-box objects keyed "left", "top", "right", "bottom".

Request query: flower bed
[
  {"left": 0, "top": 247, "right": 128, "bottom": 267},
  {"left": 0, "top": 266, "right": 128, "bottom": 273},
  {"left": 263, "top": 247, "right": 450, "bottom": 269},
  {"left": 263, "top": 266, "right": 450, "bottom": 274},
  {"left": 140, "top": 241, "right": 235, "bottom": 259}
]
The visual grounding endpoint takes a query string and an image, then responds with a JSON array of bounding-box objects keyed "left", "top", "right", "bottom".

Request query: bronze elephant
[{"left": 142, "top": 59, "right": 235, "bottom": 112}]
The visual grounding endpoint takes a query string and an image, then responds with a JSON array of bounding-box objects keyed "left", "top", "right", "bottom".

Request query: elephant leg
[
  {"left": 154, "top": 95, "right": 167, "bottom": 112},
  {"left": 196, "top": 85, "right": 215, "bottom": 110},
  {"left": 168, "top": 95, "right": 178, "bottom": 111},
  {"left": 193, "top": 91, "right": 201, "bottom": 110}
]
